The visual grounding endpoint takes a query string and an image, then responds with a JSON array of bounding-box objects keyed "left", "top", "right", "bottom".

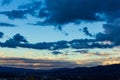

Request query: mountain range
[{"left": 0, "top": 64, "right": 120, "bottom": 80}]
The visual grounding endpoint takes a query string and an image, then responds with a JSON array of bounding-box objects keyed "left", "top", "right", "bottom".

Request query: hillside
[{"left": 0, "top": 64, "right": 120, "bottom": 80}]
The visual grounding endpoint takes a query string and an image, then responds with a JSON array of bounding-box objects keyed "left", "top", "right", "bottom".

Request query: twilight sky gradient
[{"left": 0, "top": 0, "right": 120, "bottom": 69}]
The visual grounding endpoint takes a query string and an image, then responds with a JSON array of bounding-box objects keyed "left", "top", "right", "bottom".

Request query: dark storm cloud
[
  {"left": 39, "top": 0, "right": 100, "bottom": 25},
  {"left": 96, "top": 19, "right": 120, "bottom": 45},
  {"left": 0, "top": 22, "right": 16, "bottom": 27},
  {"left": 82, "top": 27, "right": 93, "bottom": 37},
  {"left": 13, "top": 34, "right": 28, "bottom": 43},
  {"left": 38, "top": 0, "right": 120, "bottom": 25},
  {"left": 36, "top": 0, "right": 120, "bottom": 46},
  {"left": 1, "top": 0, "right": 120, "bottom": 24},
  {"left": 0, "top": 32, "right": 4, "bottom": 38},
  {"left": 21, "top": 0, "right": 120, "bottom": 44}
]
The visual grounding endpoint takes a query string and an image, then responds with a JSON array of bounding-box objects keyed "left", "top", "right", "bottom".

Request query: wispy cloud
[
  {"left": 0, "top": 57, "right": 119, "bottom": 69},
  {"left": 75, "top": 57, "right": 120, "bottom": 67},
  {"left": 0, "top": 57, "right": 78, "bottom": 69},
  {"left": 0, "top": 22, "right": 16, "bottom": 27}
]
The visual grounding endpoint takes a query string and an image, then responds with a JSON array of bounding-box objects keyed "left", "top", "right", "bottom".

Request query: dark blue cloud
[
  {"left": 25, "top": 0, "right": 120, "bottom": 43},
  {"left": 3, "top": 39, "right": 19, "bottom": 48},
  {"left": 13, "top": 34, "right": 28, "bottom": 43},
  {"left": 0, "top": 33, "right": 28, "bottom": 48},
  {"left": 1, "top": 0, "right": 120, "bottom": 24},
  {"left": 37, "top": 0, "right": 120, "bottom": 25},
  {"left": 82, "top": 27, "right": 93, "bottom": 37},
  {"left": 0, "top": 22, "right": 16, "bottom": 27},
  {"left": 0, "top": 36, "right": 113, "bottom": 52},
  {"left": 96, "top": 19, "right": 120, "bottom": 45},
  {"left": 0, "top": 10, "right": 31, "bottom": 19},
  {"left": 0, "top": 1, "right": 42, "bottom": 19},
  {"left": 74, "top": 50, "right": 89, "bottom": 54},
  {"left": 1, "top": 0, "right": 12, "bottom": 5},
  {"left": 52, "top": 51, "right": 63, "bottom": 55},
  {"left": 0, "top": 32, "right": 4, "bottom": 38}
]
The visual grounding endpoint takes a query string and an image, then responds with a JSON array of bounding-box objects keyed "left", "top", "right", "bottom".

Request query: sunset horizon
[{"left": 0, "top": 0, "right": 120, "bottom": 70}]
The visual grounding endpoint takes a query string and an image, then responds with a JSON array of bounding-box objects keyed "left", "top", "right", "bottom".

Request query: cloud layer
[
  {"left": 0, "top": 0, "right": 120, "bottom": 53},
  {"left": 0, "top": 0, "right": 120, "bottom": 24},
  {"left": 0, "top": 33, "right": 113, "bottom": 51},
  {"left": 0, "top": 57, "right": 78, "bottom": 69},
  {"left": 0, "top": 57, "right": 119, "bottom": 69}
]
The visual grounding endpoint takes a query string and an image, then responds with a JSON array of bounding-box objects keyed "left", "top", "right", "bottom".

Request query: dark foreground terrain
[{"left": 0, "top": 64, "right": 120, "bottom": 80}]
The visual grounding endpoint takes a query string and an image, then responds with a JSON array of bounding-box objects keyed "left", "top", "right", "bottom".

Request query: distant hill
[
  {"left": 46, "top": 64, "right": 120, "bottom": 80},
  {"left": 0, "top": 64, "right": 120, "bottom": 80}
]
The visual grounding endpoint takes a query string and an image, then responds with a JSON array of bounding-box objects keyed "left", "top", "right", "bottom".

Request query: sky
[{"left": 0, "top": 0, "right": 120, "bottom": 70}]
